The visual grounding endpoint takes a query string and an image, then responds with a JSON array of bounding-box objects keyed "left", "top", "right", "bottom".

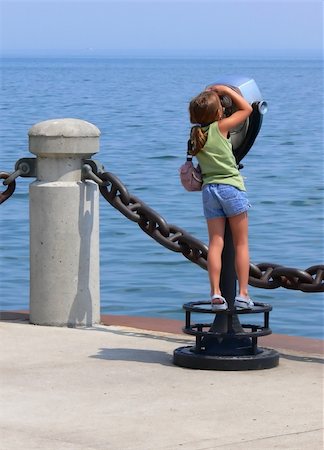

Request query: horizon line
[{"left": 1, "top": 49, "right": 323, "bottom": 61}]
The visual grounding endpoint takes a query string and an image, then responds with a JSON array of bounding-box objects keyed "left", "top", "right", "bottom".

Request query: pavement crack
[{"left": 210, "top": 427, "right": 324, "bottom": 448}]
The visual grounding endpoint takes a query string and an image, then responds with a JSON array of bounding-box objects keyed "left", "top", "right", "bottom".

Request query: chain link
[
  {"left": 0, "top": 172, "right": 16, "bottom": 204},
  {"left": 99, "top": 171, "right": 324, "bottom": 293}
]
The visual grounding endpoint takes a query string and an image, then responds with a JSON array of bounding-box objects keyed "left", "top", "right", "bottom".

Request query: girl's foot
[
  {"left": 234, "top": 295, "right": 254, "bottom": 310},
  {"left": 211, "top": 294, "right": 228, "bottom": 311}
]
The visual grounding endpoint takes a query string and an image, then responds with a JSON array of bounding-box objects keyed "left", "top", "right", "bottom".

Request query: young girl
[{"left": 189, "top": 85, "right": 253, "bottom": 311}]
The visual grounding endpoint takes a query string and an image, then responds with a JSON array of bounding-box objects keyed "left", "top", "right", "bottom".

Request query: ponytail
[
  {"left": 188, "top": 90, "right": 221, "bottom": 155},
  {"left": 189, "top": 126, "right": 208, "bottom": 156}
]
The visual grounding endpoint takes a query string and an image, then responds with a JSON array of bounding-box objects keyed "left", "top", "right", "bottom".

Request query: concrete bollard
[{"left": 28, "top": 118, "right": 101, "bottom": 326}]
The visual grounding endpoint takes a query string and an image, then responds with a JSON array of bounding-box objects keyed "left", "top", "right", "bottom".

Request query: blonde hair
[{"left": 189, "top": 91, "right": 223, "bottom": 155}]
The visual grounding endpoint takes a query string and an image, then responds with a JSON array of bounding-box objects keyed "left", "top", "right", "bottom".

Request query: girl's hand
[{"left": 206, "top": 84, "right": 229, "bottom": 96}]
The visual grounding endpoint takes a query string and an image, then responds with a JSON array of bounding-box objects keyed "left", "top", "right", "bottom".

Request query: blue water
[{"left": 0, "top": 57, "right": 323, "bottom": 338}]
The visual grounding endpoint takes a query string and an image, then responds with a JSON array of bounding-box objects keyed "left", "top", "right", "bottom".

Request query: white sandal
[
  {"left": 234, "top": 295, "right": 254, "bottom": 310},
  {"left": 211, "top": 294, "right": 228, "bottom": 311}
]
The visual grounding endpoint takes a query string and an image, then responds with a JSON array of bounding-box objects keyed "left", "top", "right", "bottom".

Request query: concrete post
[{"left": 28, "top": 118, "right": 101, "bottom": 326}]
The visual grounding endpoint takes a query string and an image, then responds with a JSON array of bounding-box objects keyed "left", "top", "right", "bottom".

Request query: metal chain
[
  {"left": 2, "top": 163, "right": 323, "bottom": 293},
  {"left": 99, "top": 172, "right": 208, "bottom": 269},
  {"left": 98, "top": 171, "right": 324, "bottom": 293}
]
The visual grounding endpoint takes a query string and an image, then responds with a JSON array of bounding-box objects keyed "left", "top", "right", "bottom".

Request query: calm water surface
[{"left": 0, "top": 57, "right": 323, "bottom": 338}]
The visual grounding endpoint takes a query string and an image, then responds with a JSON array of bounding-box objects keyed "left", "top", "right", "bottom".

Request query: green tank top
[{"left": 195, "top": 121, "right": 246, "bottom": 191}]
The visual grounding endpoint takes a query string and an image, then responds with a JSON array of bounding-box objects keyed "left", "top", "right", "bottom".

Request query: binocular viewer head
[{"left": 207, "top": 77, "right": 267, "bottom": 163}]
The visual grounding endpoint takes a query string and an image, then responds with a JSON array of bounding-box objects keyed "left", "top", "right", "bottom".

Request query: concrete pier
[
  {"left": 28, "top": 119, "right": 100, "bottom": 326},
  {"left": 0, "top": 313, "right": 323, "bottom": 450}
]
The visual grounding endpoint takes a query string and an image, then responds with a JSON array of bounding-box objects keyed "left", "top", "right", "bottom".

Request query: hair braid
[{"left": 189, "top": 126, "right": 208, "bottom": 156}]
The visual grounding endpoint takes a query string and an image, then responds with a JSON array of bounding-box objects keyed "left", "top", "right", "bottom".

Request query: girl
[{"left": 189, "top": 85, "right": 253, "bottom": 311}]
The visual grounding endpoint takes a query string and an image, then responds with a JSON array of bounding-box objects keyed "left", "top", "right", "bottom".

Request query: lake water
[{"left": 0, "top": 57, "right": 323, "bottom": 338}]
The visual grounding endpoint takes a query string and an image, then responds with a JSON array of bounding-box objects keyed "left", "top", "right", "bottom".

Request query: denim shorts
[{"left": 202, "top": 183, "right": 251, "bottom": 219}]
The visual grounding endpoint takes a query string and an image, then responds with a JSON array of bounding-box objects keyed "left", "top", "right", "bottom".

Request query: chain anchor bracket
[
  {"left": 3, "top": 158, "right": 37, "bottom": 185},
  {"left": 82, "top": 159, "right": 106, "bottom": 185},
  {"left": 1, "top": 158, "right": 37, "bottom": 204}
]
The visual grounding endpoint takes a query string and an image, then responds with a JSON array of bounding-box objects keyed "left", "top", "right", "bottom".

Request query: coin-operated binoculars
[
  {"left": 174, "top": 77, "right": 279, "bottom": 371},
  {"left": 217, "top": 76, "right": 268, "bottom": 162}
]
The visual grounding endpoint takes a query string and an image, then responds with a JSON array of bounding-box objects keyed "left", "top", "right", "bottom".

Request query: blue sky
[{"left": 1, "top": 0, "right": 323, "bottom": 57}]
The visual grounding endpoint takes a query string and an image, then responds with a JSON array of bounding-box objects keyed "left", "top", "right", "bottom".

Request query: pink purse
[
  {"left": 179, "top": 136, "right": 203, "bottom": 192},
  {"left": 179, "top": 159, "right": 202, "bottom": 191}
]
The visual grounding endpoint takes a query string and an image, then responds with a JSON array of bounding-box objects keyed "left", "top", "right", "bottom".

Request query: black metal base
[
  {"left": 175, "top": 300, "right": 280, "bottom": 370},
  {"left": 173, "top": 345, "right": 279, "bottom": 371}
]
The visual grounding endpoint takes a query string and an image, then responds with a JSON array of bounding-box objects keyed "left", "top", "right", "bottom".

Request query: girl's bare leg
[
  {"left": 207, "top": 217, "right": 226, "bottom": 300},
  {"left": 228, "top": 212, "right": 250, "bottom": 298}
]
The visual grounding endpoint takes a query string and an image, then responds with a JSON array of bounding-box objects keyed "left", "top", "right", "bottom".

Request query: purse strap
[
  {"left": 187, "top": 125, "right": 200, "bottom": 161},
  {"left": 186, "top": 138, "right": 193, "bottom": 161}
]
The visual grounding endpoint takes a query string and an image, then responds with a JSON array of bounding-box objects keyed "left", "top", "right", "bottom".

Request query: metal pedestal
[
  {"left": 173, "top": 222, "right": 279, "bottom": 371},
  {"left": 173, "top": 301, "right": 279, "bottom": 370}
]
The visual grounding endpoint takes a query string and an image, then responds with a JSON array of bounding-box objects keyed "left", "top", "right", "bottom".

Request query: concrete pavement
[{"left": 0, "top": 318, "right": 323, "bottom": 450}]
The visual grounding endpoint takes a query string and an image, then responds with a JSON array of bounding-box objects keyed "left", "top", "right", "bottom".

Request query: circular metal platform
[{"left": 173, "top": 346, "right": 279, "bottom": 371}]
